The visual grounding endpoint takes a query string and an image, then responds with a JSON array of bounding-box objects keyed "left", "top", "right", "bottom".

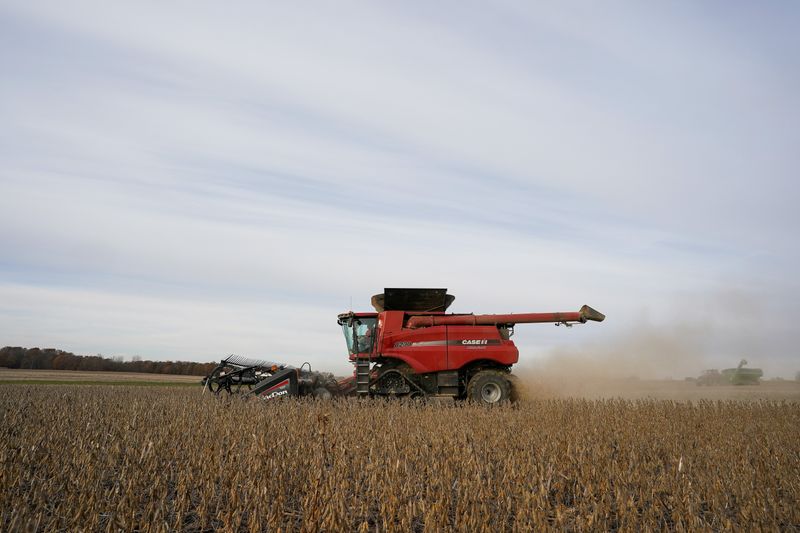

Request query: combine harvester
[
  {"left": 696, "top": 359, "right": 763, "bottom": 386},
  {"left": 203, "top": 288, "right": 605, "bottom": 404}
]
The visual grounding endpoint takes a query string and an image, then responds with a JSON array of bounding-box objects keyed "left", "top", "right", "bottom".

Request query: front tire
[{"left": 467, "top": 370, "right": 512, "bottom": 405}]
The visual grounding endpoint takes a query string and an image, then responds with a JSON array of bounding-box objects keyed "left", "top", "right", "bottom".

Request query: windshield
[{"left": 341, "top": 317, "right": 377, "bottom": 355}]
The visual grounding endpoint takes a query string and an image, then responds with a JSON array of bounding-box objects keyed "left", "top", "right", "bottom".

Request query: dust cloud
[
  {"left": 512, "top": 323, "right": 799, "bottom": 401},
  {"left": 532, "top": 322, "right": 711, "bottom": 381},
  {"left": 510, "top": 289, "right": 800, "bottom": 400}
]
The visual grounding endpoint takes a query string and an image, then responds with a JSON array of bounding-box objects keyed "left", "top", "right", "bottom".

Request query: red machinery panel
[
  {"left": 380, "top": 324, "right": 448, "bottom": 373},
  {"left": 444, "top": 325, "right": 519, "bottom": 370}
]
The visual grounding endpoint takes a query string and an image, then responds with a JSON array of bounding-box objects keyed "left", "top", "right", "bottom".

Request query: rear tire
[{"left": 467, "top": 370, "right": 512, "bottom": 405}]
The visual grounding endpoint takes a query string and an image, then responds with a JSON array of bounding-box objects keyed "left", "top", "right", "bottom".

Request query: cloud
[{"left": 0, "top": 2, "right": 798, "bottom": 375}]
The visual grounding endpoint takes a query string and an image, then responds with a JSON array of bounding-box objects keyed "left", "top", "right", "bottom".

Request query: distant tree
[
  {"left": 0, "top": 346, "right": 215, "bottom": 376},
  {"left": 0, "top": 347, "right": 26, "bottom": 368},
  {"left": 24, "top": 348, "right": 46, "bottom": 369},
  {"left": 52, "top": 352, "right": 70, "bottom": 370}
]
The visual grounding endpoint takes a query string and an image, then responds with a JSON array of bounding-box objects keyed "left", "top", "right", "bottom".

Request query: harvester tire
[{"left": 467, "top": 370, "right": 512, "bottom": 405}]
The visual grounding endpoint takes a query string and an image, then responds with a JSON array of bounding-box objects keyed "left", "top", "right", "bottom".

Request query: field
[
  {"left": 2, "top": 368, "right": 798, "bottom": 401},
  {"left": 2, "top": 381, "right": 798, "bottom": 531},
  {"left": 0, "top": 368, "right": 200, "bottom": 385},
  {"left": 516, "top": 375, "right": 800, "bottom": 402}
]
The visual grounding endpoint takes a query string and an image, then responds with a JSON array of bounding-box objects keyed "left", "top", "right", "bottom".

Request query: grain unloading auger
[{"left": 204, "top": 288, "right": 604, "bottom": 404}]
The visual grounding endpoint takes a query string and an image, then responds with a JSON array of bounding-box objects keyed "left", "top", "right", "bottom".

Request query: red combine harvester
[{"left": 204, "top": 288, "right": 604, "bottom": 404}]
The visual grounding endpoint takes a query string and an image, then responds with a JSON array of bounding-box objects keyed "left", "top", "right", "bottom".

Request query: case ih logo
[{"left": 392, "top": 339, "right": 499, "bottom": 348}]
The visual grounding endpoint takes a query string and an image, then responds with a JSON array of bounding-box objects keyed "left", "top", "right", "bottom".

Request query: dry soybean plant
[{"left": 1, "top": 386, "right": 798, "bottom": 531}]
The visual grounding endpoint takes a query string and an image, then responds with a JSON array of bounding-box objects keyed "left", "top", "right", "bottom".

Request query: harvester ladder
[{"left": 355, "top": 358, "right": 371, "bottom": 397}]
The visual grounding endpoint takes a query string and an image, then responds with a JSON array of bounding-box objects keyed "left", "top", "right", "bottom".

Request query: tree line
[{"left": 0, "top": 347, "right": 217, "bottom": 376}]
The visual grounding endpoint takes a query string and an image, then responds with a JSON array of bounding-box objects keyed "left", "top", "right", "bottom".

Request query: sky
[{"left": 1, "top": 2, "right": 798, "bottom": 377}]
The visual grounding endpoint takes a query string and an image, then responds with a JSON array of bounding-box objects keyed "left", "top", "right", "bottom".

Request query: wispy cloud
[{"left": 1, "top": 2, "right": 798, "bottom": 375}]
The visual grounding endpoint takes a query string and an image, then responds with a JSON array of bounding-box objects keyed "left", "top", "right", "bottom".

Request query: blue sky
[{"left": 1, "top": 2, "right": 798, "bottom": 377}]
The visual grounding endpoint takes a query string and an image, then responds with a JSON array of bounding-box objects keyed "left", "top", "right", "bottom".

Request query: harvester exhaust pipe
[{"left": 405, "top": 305, "right": 605, "bottom": 328}]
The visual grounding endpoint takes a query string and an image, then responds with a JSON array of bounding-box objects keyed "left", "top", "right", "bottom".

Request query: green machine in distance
[{"left": 697, "top": 359, "right": 763, "bottom": 386}]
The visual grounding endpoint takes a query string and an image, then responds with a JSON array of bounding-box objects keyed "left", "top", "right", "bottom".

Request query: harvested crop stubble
[{"left": 1, "top": 386, "right": 798, "bottom": 531}]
